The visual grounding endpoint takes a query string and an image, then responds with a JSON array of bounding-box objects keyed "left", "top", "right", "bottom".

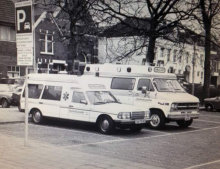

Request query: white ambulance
[
  {"left": 84, "top": 64, "right": 200, "bottom": 129},
  {"left": 20, "top": 74, "right": 150, "bottom": 134}
]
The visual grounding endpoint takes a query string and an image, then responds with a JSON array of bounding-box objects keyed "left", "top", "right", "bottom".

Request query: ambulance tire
[
  {"left": 149, "top": 111, "right": 165, "bottom": 129},
  {"left": 176, "top": 119, "right": 193, "bottom": 128},
  {"left": 32, "top": 109, "right": 43, "bottom": 124},
  {"left": 98, "top": 115, "right": 115, "bottom": 134},
  {"left": 2, "top": 99, "right": 10, "bottom": 108}
]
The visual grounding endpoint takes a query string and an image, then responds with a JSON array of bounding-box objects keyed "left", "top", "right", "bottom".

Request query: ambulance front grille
[
  {"left": 176, "top": 103, "right": 198, "bottom": 110},
  {"left": 131, "top": 111, "right": 145, "bottom": 120}
]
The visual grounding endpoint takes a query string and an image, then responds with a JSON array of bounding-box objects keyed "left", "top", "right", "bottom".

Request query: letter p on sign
[{"left": 17, "top": 10, "right": 26, "bottom": 31}]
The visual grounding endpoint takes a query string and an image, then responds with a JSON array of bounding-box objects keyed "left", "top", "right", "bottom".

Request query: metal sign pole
[
  {"left": 15, "top": 0, "right": 33, "bottom": 146},
  {"left": 24, "top": 67, "right": 29, "bottom": 146}
]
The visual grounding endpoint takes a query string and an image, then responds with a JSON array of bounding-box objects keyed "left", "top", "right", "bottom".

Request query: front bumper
[
  {"left": 167, "top": 112, "right": 199, "bottom": 120},
  {"left": 115, "top": 118, "right": 151, "bottom": 125}
]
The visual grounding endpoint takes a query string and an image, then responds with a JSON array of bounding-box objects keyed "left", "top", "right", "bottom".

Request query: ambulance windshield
[
  {"left": 153, "top": 78, "right": 185, "bottom": 92},
  {"left": 86, "top": 91, "right": 119, "bottom": 105}
]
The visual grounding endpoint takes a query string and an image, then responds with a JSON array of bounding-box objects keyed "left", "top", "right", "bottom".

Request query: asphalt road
[{"left": 0, "top": 107, "right": 220, "bottom": 169}]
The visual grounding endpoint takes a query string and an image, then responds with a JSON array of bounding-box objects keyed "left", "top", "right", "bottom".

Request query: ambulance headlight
[
  {"left": 145, "top": 110, "right": 150, "bottom": 118},
  {"left": 170, "top": 103, "right": 178, "bottom": 111},
  {"left": 118, "top": 112, "right": 131, "bottom": 119}
]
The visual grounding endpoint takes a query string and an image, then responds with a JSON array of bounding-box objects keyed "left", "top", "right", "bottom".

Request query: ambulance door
[
  {"left": 135, "top": 78, "right": 156, "bottom": 99},
  {"left": 40, "top": 84, "right": 62, "bottom": 118},
  {"left": 110, "top": 77, "right": 135, "bottom": 105},
  {"left": 60, "top": 90, "right": 90, "bottom": 121}
]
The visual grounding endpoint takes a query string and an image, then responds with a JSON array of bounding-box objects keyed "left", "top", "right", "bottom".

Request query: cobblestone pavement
[
  {"left": 0, "top": 107, "right": 162, "bottom": 169},
  {"left": 1, "top": 107, "right": 220, "bottom": 169}
]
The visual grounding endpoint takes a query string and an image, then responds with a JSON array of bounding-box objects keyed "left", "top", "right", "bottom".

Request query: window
[
  {"left": 87, "top": 91, "right": 118, "bottom": 105},
  {"left": 72, "top": 91, "right": 86, "bottom": 103},
  {"left": 186, "top": 52, "right": 189, "bottom": 64},
  {"left": 111, "top": 78, "right": 135, "bottom": 90},
  {"left": 179, "top": 55, "right": 182, "bottom": 63},
  {"left": 40, "top": 32, "right": 54, "bottom": 54},
  {"left": 7, "top": 66, "right": 20, "bottom": 77},
  {"left": 167, "top": 49, "right": 171, "bottom": 62},
  {"left": 200, "top": 54, "right": 203, "bottom": 65},
  {"left": 197, "top": 71, "right": 200, "bottom": 77},
  {"left": 0, "top": 26, "right": 16, "bottom": 41},
  {"left": 160, "top": 48, "right": 164, "bottom": 58},
  {"left": 28, "top": 84, "right": 43, "bottom": 99},
  {"left": 137, "top": 79, "right": 154, "bottom": 91},
  {"left": 42, "top": 85, "right": 62, "bottom": 101},
  {"left": 173, "top": 50, "right": 177, "bottom": 62}
]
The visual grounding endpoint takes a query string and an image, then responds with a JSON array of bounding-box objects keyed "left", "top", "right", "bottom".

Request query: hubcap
[
  {"left": 150, "top": 114, "right": 160, "bottom": 127},
  {"left": 33, "top": 111, "right": 41, "bottom": 123},
  {"left": 207, "top": 105, "right": 212, "bottom": 111},
  {"left": 100, "top": 119, "right": 110, "bottom": 131}
]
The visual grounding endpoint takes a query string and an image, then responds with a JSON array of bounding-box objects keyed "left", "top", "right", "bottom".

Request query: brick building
[{"left": 0, "top": 0, "right": 25, "bottom": 78}]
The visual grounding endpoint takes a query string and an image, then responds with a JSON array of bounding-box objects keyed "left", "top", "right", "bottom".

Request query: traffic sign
[{"left": 15, "top": 1, "right": 33, "bottom": 66}]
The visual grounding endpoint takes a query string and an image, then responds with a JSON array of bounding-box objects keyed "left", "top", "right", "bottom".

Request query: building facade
[{"left": 0, "top": 0, "right": 25, "bottom": 78}]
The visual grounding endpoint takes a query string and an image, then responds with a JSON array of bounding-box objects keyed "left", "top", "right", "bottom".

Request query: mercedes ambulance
[
  {"left": 20, "top": 74, "right": 150, "bottom": 134},
  {"left": 84, "top": 64, "right": 200, "bottom": 129}
]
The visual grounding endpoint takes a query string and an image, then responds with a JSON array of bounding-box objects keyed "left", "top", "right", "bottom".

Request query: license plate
[{"left": 135, "top": 119, "right": 146, "bottom": 124}]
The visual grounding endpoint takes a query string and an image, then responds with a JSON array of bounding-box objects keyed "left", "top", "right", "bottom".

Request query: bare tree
[
  {"left": 37, "top": 0, "right": 98, "bottom": 64},
  {"left": 185, "top": 0, "right": 220, "bottom": 98},
  {"left": 199, "top": 0, "right": 220, "bottom": 98},
  {"left": 93, "top": 0, "right": 195, "bottom": 64}
]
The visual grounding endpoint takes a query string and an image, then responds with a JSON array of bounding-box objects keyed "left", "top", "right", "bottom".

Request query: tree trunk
[
  {"left": 146, "top": 36, "right": 156, "bottom": 64},
  {"left": 203, "top": 27, "right": 211, "bottom": 99}
]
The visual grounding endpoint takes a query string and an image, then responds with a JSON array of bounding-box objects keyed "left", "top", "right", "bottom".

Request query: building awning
[{"left": 49, "top": 60, "right": 67, "bottom": 66}]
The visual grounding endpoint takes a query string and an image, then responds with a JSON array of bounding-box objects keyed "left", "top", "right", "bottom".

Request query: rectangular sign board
[{"left": 15, "top": 1, "right": 33, "bottom": 66}]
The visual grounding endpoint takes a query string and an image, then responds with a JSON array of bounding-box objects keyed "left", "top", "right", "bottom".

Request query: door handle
[{"left": 39, "top": 102, "right": 43, "bottom": 104}]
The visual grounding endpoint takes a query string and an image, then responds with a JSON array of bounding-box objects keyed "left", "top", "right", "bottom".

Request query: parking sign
[
  {"left": 16, "top": 5, "right": 32, "bottom": 33},
  {"left": 15, "top": 1, "right": 33, "bottom": 66}
]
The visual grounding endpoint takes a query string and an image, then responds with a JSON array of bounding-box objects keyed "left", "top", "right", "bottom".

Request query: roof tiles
[{"left": 0, "top": 0, "right": 15, "bottom": 24}]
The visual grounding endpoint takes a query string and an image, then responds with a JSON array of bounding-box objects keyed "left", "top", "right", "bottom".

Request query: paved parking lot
[{"left": 0, "top": 107, "right": 220, "bottom": 169}]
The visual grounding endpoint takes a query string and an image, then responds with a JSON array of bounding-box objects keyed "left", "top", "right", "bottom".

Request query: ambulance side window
[
  {"left": 42, "top": 85, "right": 62, "bottom": 101},
  {"left": 72, "top": 91, "right": 86, "bottom": 103},
  {"left": 111, "top": 78, "right": 135, "bottom": 90},
  {"left": 28, "top": 84, "right": 44, "bottom": 99},
  {"left": 137, "top": 79, "right": 154, "bottom": 91}
]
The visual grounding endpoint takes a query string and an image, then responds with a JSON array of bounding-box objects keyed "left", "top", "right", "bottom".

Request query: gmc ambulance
[
  {"left": 84, "top": 64, "right": 200, "bottom": 129},
  {"left": 20, "top": 74, "right": 150, "bottom": 134}
]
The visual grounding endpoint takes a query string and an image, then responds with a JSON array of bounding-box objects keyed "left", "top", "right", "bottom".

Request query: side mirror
[{"left": 80, "top": 99, "right": 87, "bottom": 105}]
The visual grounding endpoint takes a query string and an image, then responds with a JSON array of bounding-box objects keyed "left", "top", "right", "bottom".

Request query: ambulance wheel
[
  {"left": 176, "top": 119, "right": 193, "bottom": 128},
  {"left": 98, "top": 116, "right": 115, "bottom": 134},
  {"left": 149, "top": 111, "right": 165, "bottom": 129},
  {"left": 2, "top": 99, "right": 10, "bottom": 108},
  {"left": 32, "top": 109, "right": 43, "bottom": 124}
]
